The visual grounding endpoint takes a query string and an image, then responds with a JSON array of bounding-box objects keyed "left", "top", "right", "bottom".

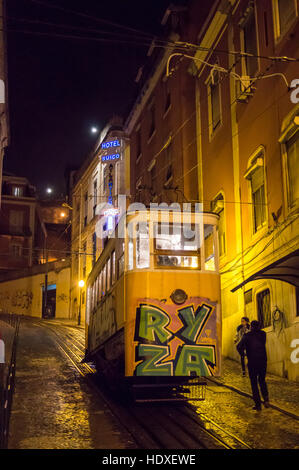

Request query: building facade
[
  {"left": 70, "top": 119, "right": 130, "bottom": 323},
  {"left": 0, "top": 173, "right": 45, "bottom": 271},
  {"left": 191, "top": 0, "right": 299, "bottom": 381},
  {"left": 0, "top": 259, "right": 71, "bottom": 318},
  {"left": 38, "top": 198, "right": 71, "bottom": 263}
]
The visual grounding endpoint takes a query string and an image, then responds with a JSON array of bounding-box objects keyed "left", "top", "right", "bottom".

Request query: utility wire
[
  {"left": 128, "top": 65, "right": 292, "bottom": 204},
  {"left": 3, "top": 10, "right": 299, "bottom": 62},
  {"left": 5, "top": 15, "right": 172, "bottom": 43},
  {"left": 24, "top": 0, "right": 158, "bottom": 40}
]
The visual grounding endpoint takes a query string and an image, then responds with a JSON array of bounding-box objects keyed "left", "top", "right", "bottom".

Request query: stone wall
[{"left": 0, "top": 262, "right": 71, "bottom": 319}]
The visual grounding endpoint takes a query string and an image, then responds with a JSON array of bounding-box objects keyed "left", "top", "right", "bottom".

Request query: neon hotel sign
[{"left": 101, "top": 139, "right": 121, "bottom": 162}]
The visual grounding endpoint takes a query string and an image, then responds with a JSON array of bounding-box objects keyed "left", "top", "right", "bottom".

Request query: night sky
[{"left": 4, "top": 0, "right": 181, "bottom": 196}]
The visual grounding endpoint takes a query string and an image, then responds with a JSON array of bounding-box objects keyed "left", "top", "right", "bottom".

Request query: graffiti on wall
[
  {"left": 92, "top": 302, "right": 117, "bottom": 351},
  {"left": 11, "top": 290, "right": 33, "bottom": 310},
  {"left": 133, "top": 297, "right": 219, "bottom": 377},
  {"left": 0, "top": 289, "right": 33, "bottom": 311},
  {"left": 57, "top": 293, "right": 68, "bottom": 303},
  {"left": 0, "top": 291, "right": 10, "bottom": 303}
]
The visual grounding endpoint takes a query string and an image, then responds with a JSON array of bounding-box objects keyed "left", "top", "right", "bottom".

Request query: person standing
[
  {"left": 234, "top": 316, "right": 250, "bottom": 376},
  {"left": 237, "top": 320, "right": 270, "bottom": 411}
]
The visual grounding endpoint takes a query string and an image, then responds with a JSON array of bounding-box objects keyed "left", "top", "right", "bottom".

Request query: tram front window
[
  {"left": 154, "top": 222, "right": 200, "bottom": 269},
  {"left": 136, "top": 223, "right": 150, "bottom": 268}
]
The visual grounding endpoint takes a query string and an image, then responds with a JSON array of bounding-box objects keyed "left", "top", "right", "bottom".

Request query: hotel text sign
[
  {"left": 101, "top": 140, "right": 120, "bottom": 149},
  {"left": 101, "top": 154, "right": 120, "bottom": 162},
  {"left": 101, "top": 139, "right": 121, "bottom": 163}
]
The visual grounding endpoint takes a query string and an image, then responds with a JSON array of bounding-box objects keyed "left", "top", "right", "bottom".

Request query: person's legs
[
  {"left": 248, "top": 365, "right": 261, "bottom": 409},
  {"left": 258, "top": 363, "right": 269, "bottom": 404}
]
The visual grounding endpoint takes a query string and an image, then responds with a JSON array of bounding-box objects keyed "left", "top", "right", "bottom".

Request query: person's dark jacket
[{"left": 237, "top": 329, "right": 267, "bottom": 366}]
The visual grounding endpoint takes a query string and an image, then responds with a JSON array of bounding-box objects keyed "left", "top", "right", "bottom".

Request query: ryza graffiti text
[{"left": 134, "top": 301, "right": 217, "bottom": 377}]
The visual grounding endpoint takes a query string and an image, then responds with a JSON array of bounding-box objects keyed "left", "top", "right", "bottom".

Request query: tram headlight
[{"left": 170, "top": 289, "right": 187, "bottom": 305}]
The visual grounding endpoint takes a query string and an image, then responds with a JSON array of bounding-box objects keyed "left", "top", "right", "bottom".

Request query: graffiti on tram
[{"left": 133, "top": 297, "right": 219, "bottom": 377}]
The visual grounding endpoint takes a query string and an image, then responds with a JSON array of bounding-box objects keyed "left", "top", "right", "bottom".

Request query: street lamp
[
  {"left": 62, "top": 202, "right": 73, "bottom": 210},
  {"left": 78, "top": 279, "right": 85, "bottom": 326},
  {"left": 91, "top": 126, "right": 98, "bottom": 134}
]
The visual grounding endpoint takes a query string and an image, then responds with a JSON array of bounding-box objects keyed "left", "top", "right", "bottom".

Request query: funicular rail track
[{"left": 33, "top": 320, "right": 252, "bottom": 449}]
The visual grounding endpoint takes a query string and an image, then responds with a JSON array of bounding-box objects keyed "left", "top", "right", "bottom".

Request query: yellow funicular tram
[{"left": 85, "top": 206, "right": 221, "bottom": 401}]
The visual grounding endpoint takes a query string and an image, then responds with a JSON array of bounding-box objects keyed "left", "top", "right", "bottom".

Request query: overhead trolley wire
[{"left": 4, "top": 0, "right": 299, "bottom": 63}]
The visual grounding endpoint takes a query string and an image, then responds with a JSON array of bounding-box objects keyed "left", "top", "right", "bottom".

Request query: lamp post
[{"left": 78, "top": 280, "right": 85, "bottom": 326}]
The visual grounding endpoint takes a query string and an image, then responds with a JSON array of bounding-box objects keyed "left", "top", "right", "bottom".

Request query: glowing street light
[
  {"left": 91, "top": 126, "right": 98, "bottom": 134},
  {"left": 46, "top": 187, "right": 53, "bottom": 194},
  {"left": 60, "top": 212, "right": 66, "bottom": 218}
]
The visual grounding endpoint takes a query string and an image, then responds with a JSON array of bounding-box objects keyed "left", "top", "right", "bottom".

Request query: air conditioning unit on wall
[{"left": 236, "top": 76, "right": 254, "bottom": 101}]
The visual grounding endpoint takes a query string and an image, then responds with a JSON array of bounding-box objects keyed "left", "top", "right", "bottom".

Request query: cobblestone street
[
  {"left": 8, "top": 320, "right": 136, "bottom": 449},
  {"left": 191, "top": 359, "right": 299, "bottom": 449},
  {"left": 6, "top": 318, "right": 299, "bottom": 449}
]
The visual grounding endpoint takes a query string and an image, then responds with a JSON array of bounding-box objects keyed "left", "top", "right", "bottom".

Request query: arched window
[
  {"left": 285, "top": 130, "right": 299, "bottom": 207},
  {"left": 245, "top": 148, "right": 266, "bottom": 233}
]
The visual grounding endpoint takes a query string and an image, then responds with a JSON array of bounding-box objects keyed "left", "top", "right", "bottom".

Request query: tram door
[{"left": 42, "top": 284, "right": 56, "bottom": 318}]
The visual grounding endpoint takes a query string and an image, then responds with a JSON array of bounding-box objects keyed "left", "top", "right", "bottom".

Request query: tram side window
[
  {"left": 107, "top": 258, "right": 111, "bottom": 291},
  {"left": 91, "top": 284, "right": 95, "bottom": 311},
  {"left": 204, "top": 224, "right": 216, "bottom": 271},
  {"left": 102, "top": 264, "right": 106, "bottom": 295},
  {"left": 112, "top": 251, "right": 116, "bottom": 284},
  {"left": 128, "top": 237, "right": 134, "bottom": 270},
  {"left": 136, "top": 222, "right": 150, "bottom": 268},
  {"left": 86, "top": 287, "right": 91, "bottom": 322},
  {"left": 95, "top": 277, "right": 98, "bottom": 305},
  {"left": 118, "top": 253, "right": 124, "bottom": 277},
  {"left": 154, "top": 222, "right": 200, "bottom": 268},
  {"left": 98, "top": 271, "right": 102, "bottom": 299}
]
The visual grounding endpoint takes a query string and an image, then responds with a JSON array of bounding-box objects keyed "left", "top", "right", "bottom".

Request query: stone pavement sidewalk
[
  {"left": 8, "top": 320, "right": 136, "bottom": 449},
  {"left": 217, "top": 357, "right": 299, "bottom": 418}
]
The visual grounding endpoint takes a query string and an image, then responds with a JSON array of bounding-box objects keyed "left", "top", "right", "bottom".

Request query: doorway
[{"left": 42, "top": 284, "right": 56, "bottom": 318}]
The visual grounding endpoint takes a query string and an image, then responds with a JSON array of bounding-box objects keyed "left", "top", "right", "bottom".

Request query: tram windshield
[
  {"left": 131, "top": 221, "right": 217, "bottom": 271},
  {"left": 154, "top": 222, "right": 199, "bottom": 268}
]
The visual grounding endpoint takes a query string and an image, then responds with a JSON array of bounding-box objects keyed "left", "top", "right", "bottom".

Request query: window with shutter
[
  {"left": 210, "top": 72, "right": 221, "bottom": 131},
  {"left": 211, "top": 194, "right": 226, "bottom": 256},
  {"left": 273, "top": 0, "right": 297, "bottom": 40},
  {"left": 257, "top": 289, "right": 271, "bottom": 328},
  {"left": 242, "top": 10, "right": 258, "bottom": 77},
  {"left": 9, "top": 210, "right": 24, "bottom": 234},
  {"left": 251, "top": 166, "right": 266, "bottom": 232}
]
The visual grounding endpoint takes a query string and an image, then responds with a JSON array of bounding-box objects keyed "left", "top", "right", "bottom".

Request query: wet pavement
[
  {"left": 215, "top": 357, "right": 299, "bottom": 417},
  {"left": 8, "top": 320, "right": 136, "bottom": 449},
  {"left": 191, "top": 358, "right": 299, "bottom": 449}
]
